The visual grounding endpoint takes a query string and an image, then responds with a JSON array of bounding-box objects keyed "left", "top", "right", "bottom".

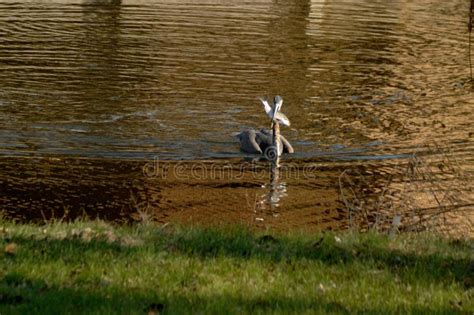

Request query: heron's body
[{"left": 236, "top": 129, "right": 294, "bottom": 155}]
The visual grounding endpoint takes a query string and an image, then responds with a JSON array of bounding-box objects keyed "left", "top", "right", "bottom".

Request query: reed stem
[{"left": 469, "top": 0, "right": 473, "bottom": 87}]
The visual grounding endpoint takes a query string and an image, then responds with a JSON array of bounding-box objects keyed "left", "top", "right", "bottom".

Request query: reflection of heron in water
[{"left": 236, "top": 95, "right": 293, "bottom": 155}]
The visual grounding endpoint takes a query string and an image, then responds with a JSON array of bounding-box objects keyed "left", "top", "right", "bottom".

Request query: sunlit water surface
[{"left": 0, "top": 0, "right": 472, "bottom": 234}]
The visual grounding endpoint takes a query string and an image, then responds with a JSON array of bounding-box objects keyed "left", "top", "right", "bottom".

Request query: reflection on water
[
  {"left": 1, "top": 0, "right": 472, "bottom": 160},
  {"left": 0, "top": 0, "right": 472, "bottom": 235}
]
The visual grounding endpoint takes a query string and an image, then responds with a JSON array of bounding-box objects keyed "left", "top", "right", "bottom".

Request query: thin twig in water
[{"left": 469, "top": 0, "right": 474, "bottom": 86}]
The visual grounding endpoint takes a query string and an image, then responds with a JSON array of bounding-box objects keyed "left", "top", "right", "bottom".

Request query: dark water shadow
[{"left": 1, "top": 153, "right": 472, "bottom": 237}]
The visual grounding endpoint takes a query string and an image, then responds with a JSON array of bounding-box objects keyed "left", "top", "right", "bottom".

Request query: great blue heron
[
  {"left": 258, "top": 95, "right": 291, "bottom": 126},
  {"left": 236, "top": 129, "right": 294, "bottom": 155}
]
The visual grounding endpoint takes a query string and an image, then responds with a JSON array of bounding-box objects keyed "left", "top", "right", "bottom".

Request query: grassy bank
[{"left": 0, "top": 220, "right": 473, "bottom": 314}]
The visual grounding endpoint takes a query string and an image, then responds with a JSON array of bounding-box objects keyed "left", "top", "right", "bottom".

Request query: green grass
[{"left": 0, "top": 220, "right": 473, "bottom": 314}]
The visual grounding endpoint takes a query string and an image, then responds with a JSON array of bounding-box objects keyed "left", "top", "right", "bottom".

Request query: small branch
[{"left": 469, "top": 0, "right": 474, "bottom": 86}]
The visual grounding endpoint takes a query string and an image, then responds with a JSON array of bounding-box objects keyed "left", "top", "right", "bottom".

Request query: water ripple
[{"left": 0, "top": 0, "right": 472, "bottom": 164}]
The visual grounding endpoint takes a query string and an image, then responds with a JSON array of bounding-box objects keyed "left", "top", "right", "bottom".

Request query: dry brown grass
[{"left": 339, "top": 143, "right": 473, "bottom": 239}]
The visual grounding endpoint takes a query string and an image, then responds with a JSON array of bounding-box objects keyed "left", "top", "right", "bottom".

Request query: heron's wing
[
  {"left": 259, "top": 128, "right": 272, "bottom": 136},
  {"left": 239, "top": 130, "right": 262, "bottom": 154},
  {"left": 280, "top": 135, "right": 294, "bottom": 153},
  {"left": 258, "top": 97, "right": 272, "bottom": 116}
]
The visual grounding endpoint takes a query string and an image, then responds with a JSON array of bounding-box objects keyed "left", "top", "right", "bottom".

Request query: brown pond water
[{"left": 0, "top": 0, "right": 473, "bottom": 235}]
